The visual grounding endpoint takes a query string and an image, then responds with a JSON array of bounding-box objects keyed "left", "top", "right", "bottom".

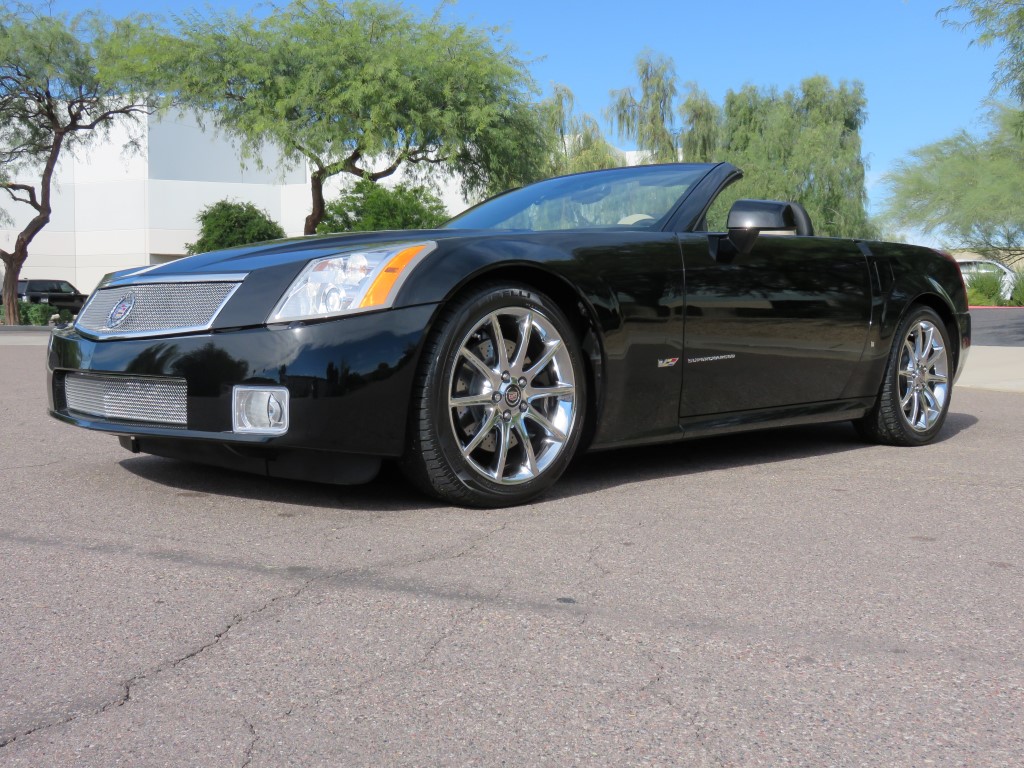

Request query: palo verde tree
[
  {"left": 878, "top": 2, "right": 1024, "bottom": 263},
  {"left": 941, "top": 1, "right": 1024, "bottom": 107},
  {"left": 607, "top": 51, "right": 680, "bottom": 162},
  {"left": 882, "top": 107, "right": 1024, "bottom": 265},
  {"left": 541, "top": 84, "right": 621, "bottom": 176},
  {"left": 0, "top": 8, "right": 158, "bottom": 325},
  {"left": 166, "top": 0, "right": 548, "bottom": 235}
]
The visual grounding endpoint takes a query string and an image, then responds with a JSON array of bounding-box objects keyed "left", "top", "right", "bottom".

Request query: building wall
[{"left": 1, "top": 111, "right": 472, "bottom": 293}]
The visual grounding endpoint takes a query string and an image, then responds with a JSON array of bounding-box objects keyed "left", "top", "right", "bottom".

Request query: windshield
[{"left": 446, "top": 164, "right": 714, "bottom": 232}]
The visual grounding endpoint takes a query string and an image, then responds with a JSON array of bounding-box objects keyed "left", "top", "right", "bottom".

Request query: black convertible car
[{"left": 47, "top": 163, "right": 970, "bottom": 507}]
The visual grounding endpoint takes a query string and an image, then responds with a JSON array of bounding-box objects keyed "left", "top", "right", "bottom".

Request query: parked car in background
[
  {"left": 954, "top": 258, "right": 1015, "bottom": 302},
  {"left": 16, "top": 279, "right": 88, "bottom": 313}
]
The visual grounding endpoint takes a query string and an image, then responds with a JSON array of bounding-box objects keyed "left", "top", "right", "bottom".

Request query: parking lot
[{"left": 1, "top": 316, "right": 1023, "bottom": 766}]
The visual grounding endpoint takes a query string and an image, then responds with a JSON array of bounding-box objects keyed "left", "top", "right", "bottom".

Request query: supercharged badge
[{"left": 687, "top": 354, "right": 737, "bottom": 364}]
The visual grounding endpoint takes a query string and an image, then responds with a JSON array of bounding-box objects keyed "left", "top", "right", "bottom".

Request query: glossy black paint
[
  {"left": 50, "top": 304, "right": 436, "bottom": 457},
  {"left": 678, "top": 234, "right": 873, "bottom": 416},
  {"left": 47, "top": 162, "right": 972, "bottom": 484}
]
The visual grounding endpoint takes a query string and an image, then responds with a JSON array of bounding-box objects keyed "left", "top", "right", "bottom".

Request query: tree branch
[{"left": 1, "top": 183, "right": 41, "bottom": 211}]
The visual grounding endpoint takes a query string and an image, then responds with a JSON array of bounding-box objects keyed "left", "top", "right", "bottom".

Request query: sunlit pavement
[
  {"left": 1, "top": 337, "right": 1023, "bottom": 766},
  {"left": 957, "top": 345, "right": 1024, "bottom": 393}
]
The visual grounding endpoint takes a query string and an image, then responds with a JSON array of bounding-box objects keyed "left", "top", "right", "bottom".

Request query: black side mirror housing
[{"left": 724, "top": 199, "right": 815, "bottom": 255}]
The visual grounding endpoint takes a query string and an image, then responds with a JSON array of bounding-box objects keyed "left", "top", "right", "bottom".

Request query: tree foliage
[
  {"left": 540, "top": 85, "right": 622, "bottom": 176},
  {"left": 941, "top": 1, "right": 1024, "bottom": 105},
  {"left": 0, "top": 8, "right": 157, "bottom": 325},
  {"left": 681, "top": 76, "right": 872, "bottom": 238},
  {"left": 317, "top": 179, "right": 448, "bottom": 233},
  {"left": 185, "top": 200, "right": 286, "bottom": 255},
  {"left": 881, "top": 108, "right": 1024, "bottom": 265},
  {"left": 679, "top": 83, "right": 720, "bottom": 163},
  {"left": 603, "top": 50, "right": 871, "bottom": 238},
  {"left": 164, "top": 0, "right": 547, "bottom": 235},
  {"left": 607, "top": 51, "right": 680, "bottom": 162}
]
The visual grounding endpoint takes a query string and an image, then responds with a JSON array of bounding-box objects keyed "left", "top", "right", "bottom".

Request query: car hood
[{"left": 103, "top": 229, "right": 477, "bottom": 285}]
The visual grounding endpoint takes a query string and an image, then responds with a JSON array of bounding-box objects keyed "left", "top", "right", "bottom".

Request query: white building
[{"left": 1, "top": 112, "right": 471, "bottom": 293}]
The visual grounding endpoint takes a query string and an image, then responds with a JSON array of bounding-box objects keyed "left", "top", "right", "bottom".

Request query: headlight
[{"left": 269, "top": 241, "right": 435, "bottom": 323}]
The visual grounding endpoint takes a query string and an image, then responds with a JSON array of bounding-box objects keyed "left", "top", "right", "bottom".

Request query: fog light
[{"left": 233, "top": 386, "right": 289, "bottom": 434}]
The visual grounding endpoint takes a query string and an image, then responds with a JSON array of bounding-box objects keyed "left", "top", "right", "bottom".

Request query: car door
[{"left": 678, "top": 233, "right": 872, "bottom": 417}]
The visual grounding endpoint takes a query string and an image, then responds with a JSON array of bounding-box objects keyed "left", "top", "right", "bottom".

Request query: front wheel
[
  {"left": 855, "top": 305, "right": 953, "bottom": 446},
  {"left": 402, "top": 283, "right": 587, "bottom": 507}
]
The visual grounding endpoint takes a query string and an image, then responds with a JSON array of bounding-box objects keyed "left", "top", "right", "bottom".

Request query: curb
[{"left": 0, "top": 325, "right": 53, "bottom": 333}]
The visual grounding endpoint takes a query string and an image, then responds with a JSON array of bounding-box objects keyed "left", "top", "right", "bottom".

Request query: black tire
[
  {"left": 401, "top": 283, "right": 587, "bottom": 507},
  {"left": 855, "top": 305, "right": 953, "bottom": 446}
]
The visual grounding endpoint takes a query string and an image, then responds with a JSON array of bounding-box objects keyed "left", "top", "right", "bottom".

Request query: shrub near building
[
  {"left": 185, "top": 201, "right": 286, "bottom": 255},
  {"left": 317, "top": 180, "right": 448, "bottom": 233}
]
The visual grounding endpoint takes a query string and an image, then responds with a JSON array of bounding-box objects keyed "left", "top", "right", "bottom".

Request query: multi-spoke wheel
[
  {"left": 897, "top": 317, "right": 950, "bottom": 433},
  {"left": 855, "top": 306, "right": 953, "bottom": 446},
  {"left": 403, "top": 284, "right": 587, "bottom": 507}
]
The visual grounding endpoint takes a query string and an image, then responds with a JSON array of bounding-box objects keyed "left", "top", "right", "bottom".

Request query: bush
[
  {"left": 17, "top": 301, "right": 60, "bottom": 325},
  {"left": 185, "top": 200, "right": 286, "bottom": 255},
  {"left": 318, "top": 179, "right": 449, "bottom": 234},
  {"left": 965, "top": 271, "right": 1005, "bottom": 306},
  {"left": 1010, "top": 270, "right": 1024, "bottom": 307}
]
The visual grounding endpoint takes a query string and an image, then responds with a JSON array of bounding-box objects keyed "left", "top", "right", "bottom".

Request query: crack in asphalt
[
  {"left": 586, "top": 541, "right": 612, "bottom": 577},
  {"left": 0, "top": 577, "right": 315, "bottom": 752},
  {"left": 259, "top": 529, "right": 519, "bottom": 733},
  {"left": 683, "top": 710, "right": 728, "bottom": 768},
  {"left": 0, "top": 519, "right": 516, "bottom": 756},
  {"left": 402, "top": 519, "right": 511, "bottom": 568},
  {"left": 0, "top": 460, "right": 65, "bottom": 472},
  {"left": 240, "top": 715, "right": 258, "bottom": 768}
]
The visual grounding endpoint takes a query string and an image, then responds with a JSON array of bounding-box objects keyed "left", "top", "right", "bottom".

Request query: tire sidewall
[
  {"left": 426, "top": 284, "right": 587, "bottom": 505},
  {"left": 884, "top": 306, "right": 952, "bottom": 445}
]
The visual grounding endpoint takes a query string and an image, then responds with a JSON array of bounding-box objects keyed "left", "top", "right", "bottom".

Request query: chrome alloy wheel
[
  {"left": 447, "top": 307, "right": 577, "bottom": 485},
  {"left": 898, "top": 319, "right": 949, "bottom": 432}
]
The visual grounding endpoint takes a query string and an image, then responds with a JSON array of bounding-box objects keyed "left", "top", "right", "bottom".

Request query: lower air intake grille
[{"left": 65, "top": 373, "right": 187, "bottom": 427}]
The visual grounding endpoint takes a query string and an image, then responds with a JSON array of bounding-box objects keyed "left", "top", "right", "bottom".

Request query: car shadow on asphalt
[
  {"left": 118, "top": 455, "right": 435, "bottom": 512},
  {"left": 552, "top": 410, "right": 978, "bottom": 501},
  {"left": 118, "top": 410, "right": 979, "bottom": 511}
]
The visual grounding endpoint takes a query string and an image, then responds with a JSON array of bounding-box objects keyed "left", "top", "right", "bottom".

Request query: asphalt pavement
[{"left": 1, "top": 318, "right": 1022, "bottom": 767}]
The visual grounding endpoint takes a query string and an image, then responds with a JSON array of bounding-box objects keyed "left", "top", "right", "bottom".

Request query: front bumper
[{"left": 48, "top": 304, "right": 438, "bottom": 479}]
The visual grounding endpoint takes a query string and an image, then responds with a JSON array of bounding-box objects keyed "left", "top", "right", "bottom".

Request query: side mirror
[{"left": 725, "top": 199, "right": 814, "bottom": 255}]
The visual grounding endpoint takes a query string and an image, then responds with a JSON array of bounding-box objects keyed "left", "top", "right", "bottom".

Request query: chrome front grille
[
  {"left": 76, "top": 281, "right": 240, "bottom": 338},
  {"left": 65, "top": 373, "right": 187, "bottom": 426}
]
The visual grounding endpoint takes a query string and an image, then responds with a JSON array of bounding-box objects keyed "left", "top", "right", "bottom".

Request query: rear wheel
[
  {"left": 403, "top": 283, "right": 586, "bottom": 507},
  {"left": 855, "top": 305, "right": 952, "bottom": 445}
]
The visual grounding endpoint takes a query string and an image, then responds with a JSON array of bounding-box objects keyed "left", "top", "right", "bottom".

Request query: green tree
[
  {"left": 164, "top": 0, "right": 546, "bottom": 236},
  {"left": 693, "top": 76, "right": 872, "bottom": 238},
  {"left": 881, "top": 108, "right": 1024, "bottom": 265},
  {"left": 317, "top": 179, "right": 448, "bottom": 233},
  {"left": 679, "top": 83, "right": 721, "bottom": 163},
  {"left": 941, "top": 1, "right": 1024, "bottom": 105},
  {"left": 607, "top": 51, "right": 680, "bottom": 162},
  {"left": 541, "top": 84, "right": 621, "bottom": 176},
  {"left": 0, "top": 8, "right": 158, "bottom": 325},
  {"left": 185, "top": 200, "right": 286, "bottom": 255}
]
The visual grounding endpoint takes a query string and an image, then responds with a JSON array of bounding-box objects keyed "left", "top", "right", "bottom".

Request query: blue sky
[{"left": 49, "top": 0, "right": 1003, "bottom": 214}]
